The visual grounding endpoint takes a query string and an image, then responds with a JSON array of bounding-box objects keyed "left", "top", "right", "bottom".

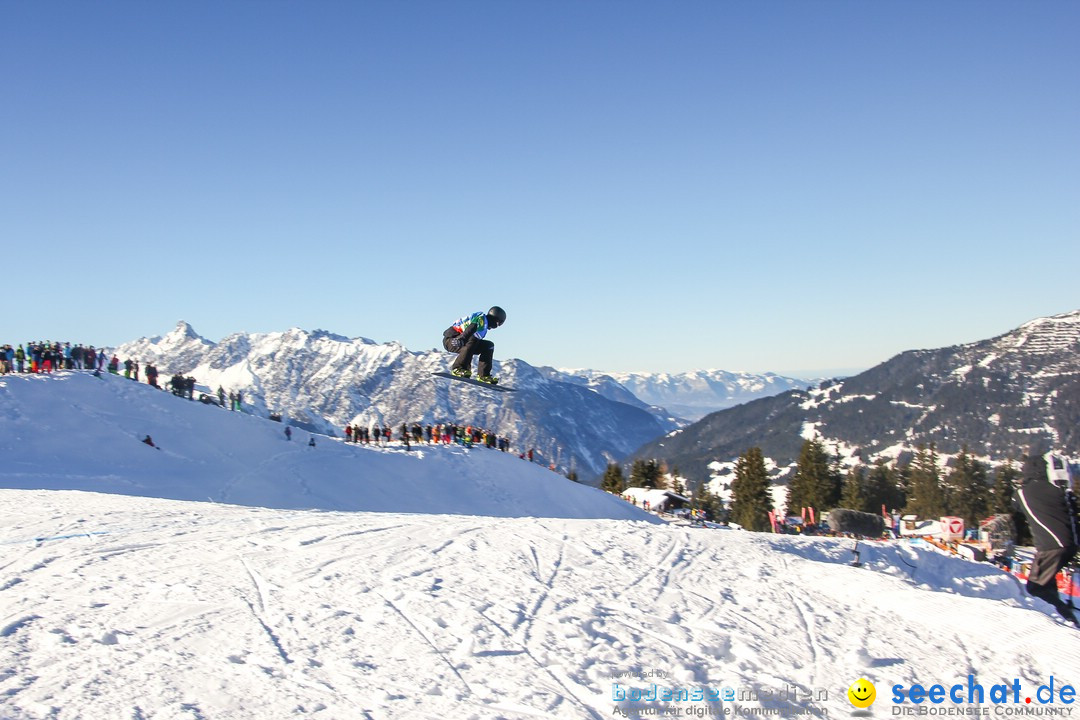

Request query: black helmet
[{"left": 487, "top": 306, "right": 507, "bottom": 328}]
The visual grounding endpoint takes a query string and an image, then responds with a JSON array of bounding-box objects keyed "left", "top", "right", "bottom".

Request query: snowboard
[{"left": 432, "top": 372, "right": 516, "bottom": 392}]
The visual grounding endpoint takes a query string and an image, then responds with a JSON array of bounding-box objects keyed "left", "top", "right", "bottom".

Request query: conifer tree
[
  {"left": 992, "top": 459, "right": 1029, "bottom": 544},
  {"left": 841, "top": 465, "right": 866, "bottom": 511},
  {"left": 652, "top": 461, "right": 668, "bottom": 490},
  {"left": 786, "top": 438, "right": 841, "bottom": 515},
  {"left": 628, "top": 459, "right": 665, "bottom": 488},
  {"left": 864, "top": 458, "right": 904, "bottom": 514},
  {"left": 991, "top": 460, "right": 1019, "bottom": 514},
  {"left": 668, "top": 473, "right": 687, "bottom": 497},
  {"left": 730, "top": 447, "right": 773, "bottom": 531},
  {"left": 894, "top": 461, "right": 913, "bottom": 510},
  {"left": 944, "top": 446, "right": 989, "bottom": 526},
  {"left": 601, "top": 463, "right": 626, "bottom": 494},
  {"left": 691, "top": 480, "right": 726, "bottom": 522},
  {"left": 904, "top": 443, "right": 945, "bottom": 518}
]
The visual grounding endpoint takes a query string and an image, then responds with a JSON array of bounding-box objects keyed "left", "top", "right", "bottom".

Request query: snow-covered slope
[
  {"left": 110, "top": 322, "right": 678, "bottom": 479},
  {"left": 2, "top": 490, "right": 1076, "bottom": 719},
  {"left": 0, "top": 372, "right": 654, "bottom": 521}
]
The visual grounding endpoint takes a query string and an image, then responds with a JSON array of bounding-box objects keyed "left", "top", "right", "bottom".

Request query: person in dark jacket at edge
[{"left": 1017, "top": 452, "right": 1079, "bottom": 626}]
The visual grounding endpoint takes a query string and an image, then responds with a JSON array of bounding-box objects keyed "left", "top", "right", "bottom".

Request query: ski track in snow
[{"left": 1, "top": 491, "right": 1079, "bottom": 719}]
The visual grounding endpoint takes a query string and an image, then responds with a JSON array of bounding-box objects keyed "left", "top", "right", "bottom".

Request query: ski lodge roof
[{"left": 621, "top": 487, "right": 690, "bottom": 508}]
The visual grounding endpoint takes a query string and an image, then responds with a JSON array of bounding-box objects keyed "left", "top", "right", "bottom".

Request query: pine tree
[
  {"left": 991, "top": 459, "right": 1030, "bottom": 544},
  {"left": 786, "top": 438, "right": 841, "bottom": 515},
  {"left": 990, "top": 460, "right": 1019, "bottom": 514},
  {"left": 629, "top": 459, "right": 665, "bottom": 489},
  {"left": 895, "top": 461, "right": 912, "bottom": 510},
  {"left": 668, "top": 473, "right": 687, "bottom": 497},
  {"left": 730, "top": 447, "right": 773, "bottom": 531},
  {"left": 691, "top": 480, "right": 726, "bottom": 522},
  {"left": 601, "top": 463, "right": 626, "bottom": 494},
  {"left": 840, "top": 465, "right": 866, "bottom": 511},
  {"left": 905, "top": 443, "right": 945, "bottom": 518},
  {"left": 944, "top": 446, "right": 989, "bottom": 526},
  {"left": 864, "top": 458, "right": 904, "bottom": 515}
]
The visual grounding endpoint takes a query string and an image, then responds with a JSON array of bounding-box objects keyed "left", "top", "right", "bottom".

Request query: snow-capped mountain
[
  {"left": 110, "top": 322, "right": 679, "bottom": 478},
  {"left": 629, "top": 309, "right": 1080, "bottom": 485},
  {"left": 550, "top": 368, "right": 813, "bottom": 420}
]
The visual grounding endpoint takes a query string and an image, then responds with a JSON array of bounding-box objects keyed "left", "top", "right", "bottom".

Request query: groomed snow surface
[{"left": 1, "top": 373, "right": 1078, "bottom": 720}]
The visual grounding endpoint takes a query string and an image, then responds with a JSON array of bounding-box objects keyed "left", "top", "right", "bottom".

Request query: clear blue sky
[{"left": 3, "top": 1, "right": 1077, "bottom": 376}]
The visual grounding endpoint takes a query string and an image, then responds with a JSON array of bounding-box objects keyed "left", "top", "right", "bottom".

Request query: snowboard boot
[
  {"left": 451, "top": 367, "right": 472, "bottom": 379},
  {"left": 476, "top": 375, "right": 499, "bottom": 385}
]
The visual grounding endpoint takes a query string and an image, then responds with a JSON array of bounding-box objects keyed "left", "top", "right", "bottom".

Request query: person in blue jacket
[{"left": 442, "top": 306, "right": 506, "bottom": 384}]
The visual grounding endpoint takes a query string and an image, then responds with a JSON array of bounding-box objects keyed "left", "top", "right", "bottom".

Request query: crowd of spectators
[
  {"left": 343, "top": 421, "right": 515, "bottom": 453},
  {"left": 1, "top": 341, "right": 111, "bottom": 374}
]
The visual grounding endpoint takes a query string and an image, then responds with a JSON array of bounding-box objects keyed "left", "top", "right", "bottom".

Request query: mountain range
[
  {"left": 630, "top": 309, "right": 1080, "bottom": 487},
  {"left": 112, "top": 323, "right": 806, "bottom": 478},
  {"left": 542, "top": 368, "right": 810, "bottom": 420},
  {"left": 112, "top": 310, "right": 1080, "bottom": 489}
]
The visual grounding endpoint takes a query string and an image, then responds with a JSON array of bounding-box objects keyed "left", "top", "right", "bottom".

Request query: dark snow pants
[
  {"left": 443, "top": 331, "right": 494, "bottom": 377},
  {"left": 1026, "top": 545, "right": 1077, "bottom": 617}
]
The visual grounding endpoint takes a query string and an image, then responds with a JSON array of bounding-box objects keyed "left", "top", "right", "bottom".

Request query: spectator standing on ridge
[{"left": 1017, "top": 453, "right": 1079, "bottom": 626}]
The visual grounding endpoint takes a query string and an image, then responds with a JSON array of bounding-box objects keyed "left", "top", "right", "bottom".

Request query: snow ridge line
[{"left": 0, "top": 614, "right": 41, "bottom": 638}]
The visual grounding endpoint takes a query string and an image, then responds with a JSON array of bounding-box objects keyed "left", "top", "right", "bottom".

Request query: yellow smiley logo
[{"left": 848, "top": 678, "right": 876, "bottom": 709}]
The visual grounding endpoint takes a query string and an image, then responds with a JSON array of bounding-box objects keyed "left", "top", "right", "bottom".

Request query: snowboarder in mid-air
[{"left": 442, "top": 306, "right": 506, "bottom": 384}]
